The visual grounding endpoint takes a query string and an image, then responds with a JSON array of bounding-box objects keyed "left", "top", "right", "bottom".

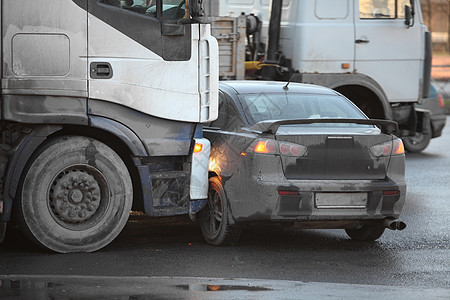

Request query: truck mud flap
[
  {"left": 145, "top": 171, "right": 191, "bottom": 217},
  {"left": 415, "top": 108, "right": 431, "bottom": 135}
]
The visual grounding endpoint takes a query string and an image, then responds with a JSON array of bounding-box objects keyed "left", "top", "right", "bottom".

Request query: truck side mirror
[
  {"left": 404, "top": 0, "right": 415, "bottom": 28},
  {"left": 404, "top": 5, "right": 412, "bottom": 26},
  {"left": 190, "top": 0, "right": 204, "bottom": 17}
]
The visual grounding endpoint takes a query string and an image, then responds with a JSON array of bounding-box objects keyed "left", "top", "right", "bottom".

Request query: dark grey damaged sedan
[{"left": 200, "top": 81, "right": 406, "bottom": 246}]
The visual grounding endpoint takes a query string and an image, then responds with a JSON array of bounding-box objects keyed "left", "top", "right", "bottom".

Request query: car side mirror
[{"left": 404, "top": 0, "right": 415, "bottom": 28}]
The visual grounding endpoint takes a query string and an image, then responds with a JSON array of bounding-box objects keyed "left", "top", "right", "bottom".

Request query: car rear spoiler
[{"left": 251, "top": 118, "right": 399, "bottom": 135}]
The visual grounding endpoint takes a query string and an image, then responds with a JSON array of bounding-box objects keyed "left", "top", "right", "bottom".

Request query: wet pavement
[{"left": 0, "top": 275, "right": 448, "bottom": 299}]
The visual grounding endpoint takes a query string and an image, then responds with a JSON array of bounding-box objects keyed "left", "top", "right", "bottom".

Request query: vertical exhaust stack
[{"left": 261, "top": 0, "right": 283, "bottom": 80}]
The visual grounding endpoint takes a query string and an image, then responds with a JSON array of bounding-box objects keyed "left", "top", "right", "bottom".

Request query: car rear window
[{"left": 239, "top": 93, "right": 368, "bottom": 125}]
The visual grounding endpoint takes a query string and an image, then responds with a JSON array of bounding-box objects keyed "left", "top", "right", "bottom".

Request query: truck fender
[
  {"left": 89, "top": 116, "right": 153, "bottom": 218},
  {"left": 89, "top": 116, "right": 153, "bottom": 215},
  {"left": 302, "top": 73, "right": 393, "bottom": 120},
  {"left": 1, "top": 125, "right": 63, "bottom": 223},
  {"left": 89, "top": 115, "right": 148, "bottom": 157},
  {"left": 329, "top": 76, "right": 392, "bottom": 120}
]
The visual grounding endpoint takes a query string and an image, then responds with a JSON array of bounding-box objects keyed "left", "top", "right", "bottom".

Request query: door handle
[
  {"left": 355, "top": 39, "right": 370, "bottom": 44},
  {"left": 90, "top": 62, "right": 113, "bottom": 79}
]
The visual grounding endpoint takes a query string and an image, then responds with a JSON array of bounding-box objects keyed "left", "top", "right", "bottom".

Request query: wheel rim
[
  {"left": 48, "top": 164, "right": 110, "bottom": 231},
  {"left": 204, "top": 188, "right": 223, "bottom": 236},
  {"left": 408, "top": 133, "right": 426, "bottom": 145}
]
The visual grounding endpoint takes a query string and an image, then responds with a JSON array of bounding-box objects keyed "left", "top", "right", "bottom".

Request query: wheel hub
[
  {"left": 409, "top": 133, "right": 425, "bottom": 145},
  {"left": 50, "top": 169, "right": 102, "bottom": 224}
]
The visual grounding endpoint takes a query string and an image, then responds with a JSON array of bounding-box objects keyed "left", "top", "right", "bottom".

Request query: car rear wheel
[
  {"left": 199, "top": 177, "right": 241, "bottom": 246},
  {"left": 15, "top": 136, "right": 133, "bottom": 253},
  {"left": 345, "top": 224, "right": 385, "bottom": 241}
]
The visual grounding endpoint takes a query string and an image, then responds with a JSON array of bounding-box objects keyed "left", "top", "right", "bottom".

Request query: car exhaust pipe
[
  {"left": 396, "top": 221, "right": 407, "bottom": 231},
  {"left": 383, "top": 219, "right": 407, "bottom": 231},
  {"left": 384, "top": 219, "right": 397, "bottom": 230}
]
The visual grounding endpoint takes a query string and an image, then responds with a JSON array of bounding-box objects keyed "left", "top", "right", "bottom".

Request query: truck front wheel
[{"left": 16, "top": 136, "right": 133, "bottom": 253}]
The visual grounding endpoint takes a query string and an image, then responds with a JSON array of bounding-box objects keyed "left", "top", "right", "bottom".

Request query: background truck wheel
[
  {"left": 199, "top": 177, "right": 241, "bottom": 246},
  {"left": 345, "top": 224, "right": 385, "bottom": 241},
  {"left": 402, "top": 120, "right": 432, "bottom": 153},
  {"left": 16, "top": 136, "right": 133, "bottom": 253}
]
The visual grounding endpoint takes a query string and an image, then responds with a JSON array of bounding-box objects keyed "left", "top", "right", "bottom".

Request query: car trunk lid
[
  {"left": 251, "top": 119, "right": 398, "bottom": 180},
  {"left": 277, "top": 131, "right": 392, "bottom": 180}
]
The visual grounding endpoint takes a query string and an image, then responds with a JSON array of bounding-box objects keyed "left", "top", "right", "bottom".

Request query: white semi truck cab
[
  {"left": 0, "top": 0, "right": 219, "bottom": 252},
  {"left": 207, "top": 0, "right": 432, "bottom": 150}
]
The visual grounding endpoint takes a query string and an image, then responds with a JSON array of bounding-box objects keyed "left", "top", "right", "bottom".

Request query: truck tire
[
  {"left": 16, "top": 136, "right": 133, "bottom": 253},
  {"left": 402, "top": 121, "right": 432, "bottom": 153}
]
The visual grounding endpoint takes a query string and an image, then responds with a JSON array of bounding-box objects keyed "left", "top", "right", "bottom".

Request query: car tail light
[
  {"left": 193, "top": 143, "right": 203, "bottom": 153},
  {"left": 254, "top": 140, "right": 277, "bottom": 154},
  {"left": 246, "top": 139, "right": 307, "bottom": 157},
  {"left": 383, "top": 190, "right": 399, "bottom": 196},
  {"left": 370, "top": 138, "right": 404, "bottom": 157},
  {"left": 437, "top": 94, "right": 445, "bottom": 108},
  {"left": 278, "top": 190, "right": 299, "bottom": 195},
  {"left": 392, "top": 138, "right": 405, "bottom": 155}
]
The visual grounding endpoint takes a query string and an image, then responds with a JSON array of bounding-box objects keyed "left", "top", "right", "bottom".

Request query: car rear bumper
[
  {"left": 228, "top": 178, "right": 406, "bottom": 224},
  {"left": 224, "top": 155, "right": 406, "bottom": 225}
]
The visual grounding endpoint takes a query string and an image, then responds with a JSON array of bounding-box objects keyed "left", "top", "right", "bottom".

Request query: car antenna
[{"left": 283, "top": 70, "right": 299, "bottom": 91}]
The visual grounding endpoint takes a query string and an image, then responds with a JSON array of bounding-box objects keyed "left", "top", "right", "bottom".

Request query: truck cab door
[
  {"left": 86, "top": 0, "right": 203, "bottom": 122},
  {"left": 354, "top": 0, "right": 425, "bottom": 102}
]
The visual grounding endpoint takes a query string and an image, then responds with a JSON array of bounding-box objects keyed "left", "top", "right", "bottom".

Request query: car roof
[{"left": 219, "top": 80, "right": 339, "bottom": 96}]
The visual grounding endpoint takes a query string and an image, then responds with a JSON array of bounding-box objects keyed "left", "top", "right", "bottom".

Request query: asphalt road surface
[{"left": 1, "top": 117, "right": 449, "bottom": 299}]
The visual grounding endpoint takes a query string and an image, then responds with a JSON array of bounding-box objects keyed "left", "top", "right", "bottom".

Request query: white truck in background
[
  {"left": 0, "top": 0, "right": 218, "bottom": 253},
  {"left": 206, "top": 0, "right": 433, "bottom": 152}
]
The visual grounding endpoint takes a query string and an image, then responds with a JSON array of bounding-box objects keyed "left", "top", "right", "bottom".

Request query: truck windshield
[{"left": 239, "top": 93, "right": 368, "bottom": 126}]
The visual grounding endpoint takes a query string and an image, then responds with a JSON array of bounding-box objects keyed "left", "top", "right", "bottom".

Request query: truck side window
[
  {"left": 359, "top": 0, "right": 396, "bottom": 19},
  {"left": 396, "top": 0, "right": 410, "bottom": 19},
  {"left": 102, "top": 0, "right": 187, "bottom": 20},
  {"left": 360, "top": 0, "right": 410, "bottom": 19}
]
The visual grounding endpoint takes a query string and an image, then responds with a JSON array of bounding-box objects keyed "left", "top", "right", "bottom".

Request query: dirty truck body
[
  {"left": 0, "top": 0, "right": 218, "bottom": 252},
  {"left": 206, "top": 0, "right": 432, "bottom": 145}
]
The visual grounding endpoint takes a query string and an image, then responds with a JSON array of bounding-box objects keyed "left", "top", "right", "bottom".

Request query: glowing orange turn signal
[
  {"left": 193, "top": 143, "right": 203, "bottom": 153},
  {"left": 254, "top": 141, "right": 269, "bottom": 153},
  {"left": 393, "top": 139, "right": 404, "bottom": 155},
  {"left": 254, "top": 140, "right": 276, "bottom": 154}
]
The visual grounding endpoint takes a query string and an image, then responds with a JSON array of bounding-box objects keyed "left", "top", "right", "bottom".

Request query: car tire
[
  {"left": 345, "top": 224, "right": 385, "bottom": 241},
  {"left": 199, "top": 177, "right": 241, "bottom": 246},
  {"left": 15, "top": 136, "right": 133, "bottom": 253},
  {"left": 402, "top": 120, "right": 432, "bottom": 153}
]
